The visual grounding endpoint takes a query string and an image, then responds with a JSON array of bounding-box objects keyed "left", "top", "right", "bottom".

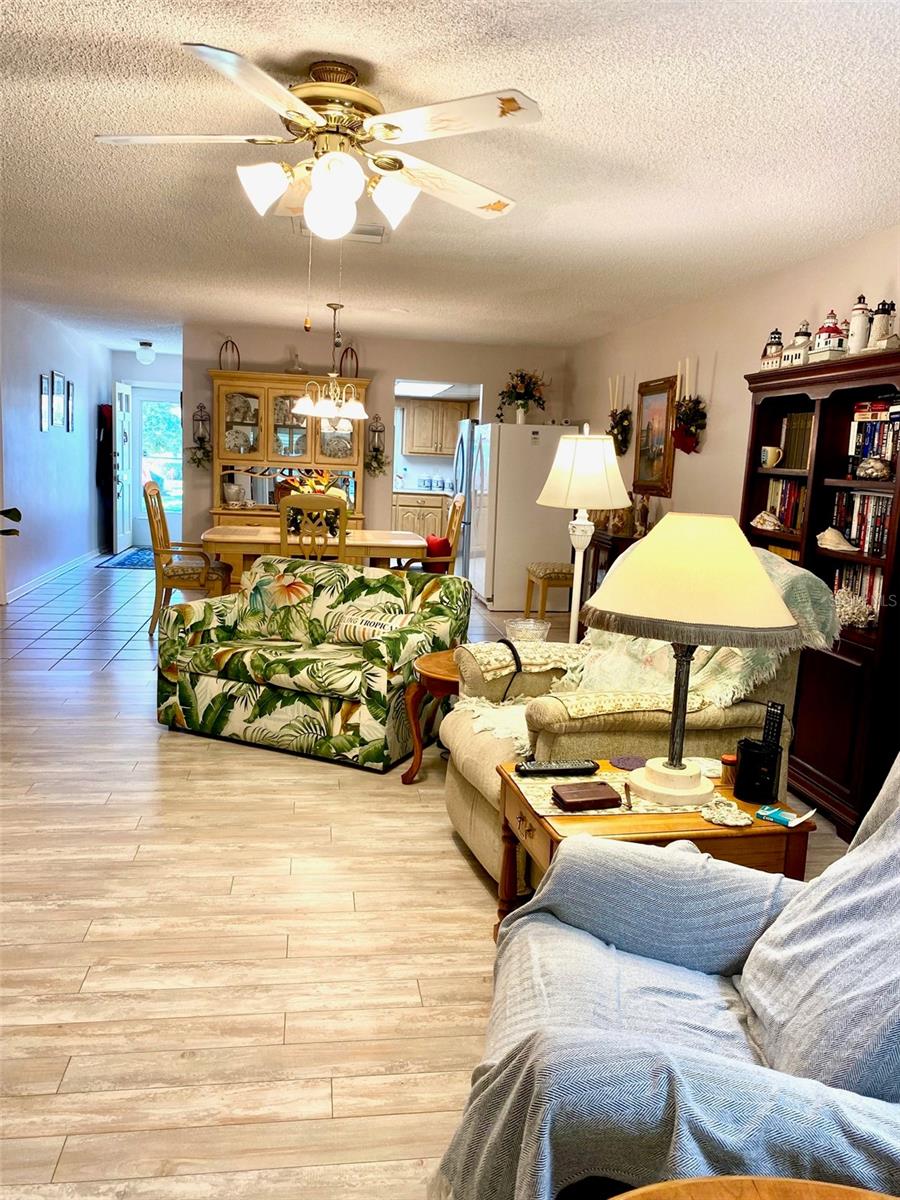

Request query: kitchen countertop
[{"left": 393, "top": 488, "right": 455, "bottom": 496}]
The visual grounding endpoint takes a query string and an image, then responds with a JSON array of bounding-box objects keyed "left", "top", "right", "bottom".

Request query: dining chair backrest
[
  {"left": 144, "top": 482, "right": 172, "bottom": 559},
  {"left": 279, "top": 492, "right": 348, "bottom": 560},
  {"left": 445, "top": 493, "right": 466, "bottom": 560}
]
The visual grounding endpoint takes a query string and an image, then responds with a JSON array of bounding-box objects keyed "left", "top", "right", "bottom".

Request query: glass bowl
[{"left": 504, "top": 618, "right": 551, "bottom": 642}]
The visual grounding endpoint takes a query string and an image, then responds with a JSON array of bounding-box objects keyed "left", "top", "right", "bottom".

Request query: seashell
[
  {"left": 834, "top": 587, "right": 873, "bottom": 629},
  {"left": 701, "top": 799, "right": 753, "bottom": 827},
  {"left": 750, "top": 510, "right": 789, "bottom": 532},
  {"left": 855, "top": 456, "right": 891, "bottom": 481},
  {"left": 816, "top": 526, "right": 859, "bottom": 553}
]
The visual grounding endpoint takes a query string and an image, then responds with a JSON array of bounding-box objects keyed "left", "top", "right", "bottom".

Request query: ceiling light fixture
[
  {"left": 292, "top": 301, "right": 368, "bottom": 421},
  {"left": 136, "top": 340, "right": 156, "bottom": 365},
  {"left": 303, "top": 188, "right": 357, "bottom": 240},
  {"left": 236, "top": 161, "right": 292, "bottom": 215},
  {"left": 371, "top": 173, "right": 421, "bottom": 229}
]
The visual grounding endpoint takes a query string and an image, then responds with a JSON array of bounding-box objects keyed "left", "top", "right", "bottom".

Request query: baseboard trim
[{"left": 3, "top": 548, "right": 105, "bottom": 604}]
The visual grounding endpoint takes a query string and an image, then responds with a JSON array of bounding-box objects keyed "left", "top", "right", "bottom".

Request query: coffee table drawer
[{"left": 505, "top": 792, "right": 553, "bottom": 872}]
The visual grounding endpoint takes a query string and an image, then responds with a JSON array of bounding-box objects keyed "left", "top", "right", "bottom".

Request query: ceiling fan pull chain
[{"left": 304, "top": 235, "right": 313, "bottom": 332}]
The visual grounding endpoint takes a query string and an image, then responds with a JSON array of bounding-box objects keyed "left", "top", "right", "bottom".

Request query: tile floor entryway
[{"left": 0, "top": 563, "right": 843, "bottom": 1192}]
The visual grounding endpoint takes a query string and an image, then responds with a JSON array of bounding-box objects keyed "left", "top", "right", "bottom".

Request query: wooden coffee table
[
  {"left": 497, "top": 759, "right": 815, "bottom": 933},
  {"left": 401, "top": 649, "right": 460, "bottom": 785},
  {"left": 624, "top": 1178, "right": 890, "bottom": 1200}
]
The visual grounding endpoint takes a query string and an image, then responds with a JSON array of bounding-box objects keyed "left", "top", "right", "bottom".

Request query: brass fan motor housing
[{"left": 282, "top": 62, "right": 384, "bottom": 139}]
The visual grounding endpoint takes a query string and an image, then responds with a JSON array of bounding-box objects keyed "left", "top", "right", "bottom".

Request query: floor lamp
[
  {"left": 580, "top": 512, "right": 803, "bottom": 805},
  {"left": 537, "top": 434, "right": 630, "bottom": 644}
]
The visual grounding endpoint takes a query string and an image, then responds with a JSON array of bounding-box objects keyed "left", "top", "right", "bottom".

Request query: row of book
[
  {"left": 766, "top": 478, "right": 807, "bottom": 530},
  {"left": 834, "top": 562, "right": 884, "bottom": 615},
  {"left": 779, "top": 410, "right": 814, "bottom": 470},
  {"left": 849, "top": 399, "right": 900, "bottom": 466},
  {"left": 766, "top": 544, "right": 800, "bottom": 563},
  {"left": 831, "top": 490, "right": 893, "bottom": 557}
]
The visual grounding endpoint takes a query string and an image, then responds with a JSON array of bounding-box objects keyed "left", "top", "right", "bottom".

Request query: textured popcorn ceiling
[{"left": 2, "top": 0, "right": 899, "bottom": 354}]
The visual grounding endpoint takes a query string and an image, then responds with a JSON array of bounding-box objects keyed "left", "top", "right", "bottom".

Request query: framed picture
[
  {"left": 66, "top": 381, "right": 75, "bottom": 432},
  {"left": 633, "top": 375, "right": 676, "bottom": 497},
  {"left": 51, "top": 371, "right": 66, "bottom": 427},
  {"left": 40, "top": 374, "right": 50, "bottom": 431}
]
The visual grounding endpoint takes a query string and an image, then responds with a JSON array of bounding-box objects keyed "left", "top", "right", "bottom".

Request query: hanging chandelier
[{"left": 291, "top": 302, "right": 367, "bottom": 421}]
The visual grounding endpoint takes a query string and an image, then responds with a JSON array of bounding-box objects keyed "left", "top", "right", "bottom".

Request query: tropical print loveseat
[{"left": 157, "top": 556, "right": 472, "bottom": 771}]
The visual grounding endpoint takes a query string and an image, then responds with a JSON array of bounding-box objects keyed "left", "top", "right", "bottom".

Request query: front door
[{"left": 113, "top": 382, "right": 133, "bottom": 553}]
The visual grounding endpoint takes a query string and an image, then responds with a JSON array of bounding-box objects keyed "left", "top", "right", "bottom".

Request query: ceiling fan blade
[
  {"left": 384, "top": 153, "right": 515, "bottom": 219},
  {"left": 272, "top": 171, "right": 313, "bottom": 217},
  {"left": 182, "top": 43, "right": 326, "bottom": 128},
  {"left": 94, "top": 133, "right": 291, "bottom": 145},
  {"left": 364, "top": 89, "right": 539, "bottom": 145}
]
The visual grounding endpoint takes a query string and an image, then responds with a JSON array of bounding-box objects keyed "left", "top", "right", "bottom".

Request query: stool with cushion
[{"left": 525, "top": 560, "right": 574, "bottom": 619}]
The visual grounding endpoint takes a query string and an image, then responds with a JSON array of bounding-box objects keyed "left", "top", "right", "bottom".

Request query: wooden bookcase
[
  {"left": 209, "top": 369, "right": 371, "bottom": 529},
  {"left": 740, "top": 350, "right": 900, "bottom": 838}
]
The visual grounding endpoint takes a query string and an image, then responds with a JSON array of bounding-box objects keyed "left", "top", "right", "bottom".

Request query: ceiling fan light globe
[
  {"left": 303, "top": 191, "right": 357, "bottom": 240},
  {"left": 372, "top": 173, "right": 421, "bottom": 229},
  {"left": 310, "top": 151, "right": 366, "bottom": 202},
  {"left": 236, "top": 161, "right": 290, "bottom": 216}
]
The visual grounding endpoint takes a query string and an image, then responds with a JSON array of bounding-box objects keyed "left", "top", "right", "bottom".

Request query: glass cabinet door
[
  {"left": 316, "top": 416, "right": 358, "bottom": 464},
  {"left": 217, "top": 386, "right": 263, "bottom": 461},
  {"left": 267, "top": 389, "right": 312, "bottom": 463}
]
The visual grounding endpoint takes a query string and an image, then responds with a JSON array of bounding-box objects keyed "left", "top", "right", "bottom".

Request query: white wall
[
  {"left": 0, "top": 299, "right": 111, "bottom": 599},
  {"left": 110, "top": 350, "right": 182, "bottom": 389},
  {"left": 181, "top": 323, "right": 570, "bottom": 539},
  {"left": 569, "top": 224, "right": 900, "bottom": 518}
]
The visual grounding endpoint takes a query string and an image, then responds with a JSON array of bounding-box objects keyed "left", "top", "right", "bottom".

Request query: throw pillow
[
  {"left": 738, "top": 756, "right": 900, "bottom": 1102},
  {"left": 332, "top": 612, "right": 419, "bottom": 644},
  {"left": 424, "top": 535, "right": 452, "bottom": 574}
]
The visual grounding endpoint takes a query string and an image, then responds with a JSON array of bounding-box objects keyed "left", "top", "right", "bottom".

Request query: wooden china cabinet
[
  {"left": 209, "top": 369, "right": 371, "bottom": 529},
  {"left": 740, "top": 351, "right": 900, "bottom": 838}
]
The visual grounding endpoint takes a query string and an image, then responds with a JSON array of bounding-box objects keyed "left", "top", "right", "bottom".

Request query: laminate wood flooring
[{"left": 0, "top": 563, "right": 846, "bottom": 1194}]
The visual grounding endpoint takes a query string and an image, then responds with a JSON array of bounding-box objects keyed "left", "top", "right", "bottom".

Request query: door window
[{"left": 140, "top": 394, "right": 183, "bottom": 513}]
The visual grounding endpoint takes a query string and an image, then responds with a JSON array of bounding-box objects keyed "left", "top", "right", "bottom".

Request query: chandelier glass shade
[
  {"left": 291, "top": 302, "right": 368, "bottom": 421},
  {"left": 372, "top": 173, "right": 421, "bottom": 229},
  {"left": 236, "top": 161, "right": 292, "bottom": 216},
  {"left": 303, "top": 188, "right": 357, "bottom": 240}
]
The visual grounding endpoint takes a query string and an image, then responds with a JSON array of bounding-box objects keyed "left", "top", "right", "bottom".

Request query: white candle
[
  {"left": 675, "top": 360, "right": 682, "bottom": 404},
  {"left": 608, "top": 377, "right": 614, "bottom": 412},
  {"left": 685, "top": 356, "right": 692, "bottom": 398}
]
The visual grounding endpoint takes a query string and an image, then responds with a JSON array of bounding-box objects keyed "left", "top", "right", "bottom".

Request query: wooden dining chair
[
  {"left": 278, "top": 492, "right": 348, "bottom": 561},
  {"left": 143, "top": 481, "right": 232, "bottom": 636},
  {"left": 398, "top": 493, "right": 466, "bottom": 573}
]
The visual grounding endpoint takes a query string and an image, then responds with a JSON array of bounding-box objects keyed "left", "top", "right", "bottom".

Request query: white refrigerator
[{"left": 465, "top": 422, "right": 573, "bottom": 611}]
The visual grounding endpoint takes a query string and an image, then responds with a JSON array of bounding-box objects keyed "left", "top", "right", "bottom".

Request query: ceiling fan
[{"left": 96, "top": 45, "right": 541, "bottom": 239}]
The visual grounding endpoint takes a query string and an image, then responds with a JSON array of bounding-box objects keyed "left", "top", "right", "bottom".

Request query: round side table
[
  {"left": 621, "top": 1178, "right": 891, "bottom": 1200},
  {"left": 401, "top": 648, "right": 460, "bottom": 785}
]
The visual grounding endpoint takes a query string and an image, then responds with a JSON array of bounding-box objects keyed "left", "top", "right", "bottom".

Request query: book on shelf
[
  {"left": 831, "top": 490, "right": 893, "bottom": 557},
  {"left": 766, "top": 543, "right": 800, "bottom": 563},
  {"left": 778, "top": 410, "right": 813, "bottom": 470},
  {"left": 766, "top": 477, "right": 807, "bottom": 530},
  {"left": 833, "top": 561, "right": 884, "bottom": 617},
  {"left": 848, "top": 399, "right": 899, "bottom": 469}
]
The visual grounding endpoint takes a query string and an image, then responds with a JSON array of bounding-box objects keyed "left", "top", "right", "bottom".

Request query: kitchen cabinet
[
  {"left": 401, "top": 400, "right": 468, "bottom": 456},
  {"left": 392, "top": 492, "right": 450, "bottom": 539}
]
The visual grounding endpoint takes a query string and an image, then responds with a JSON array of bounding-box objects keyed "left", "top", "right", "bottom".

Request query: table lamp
[
  {"left": 537, "top": 435, "right": 631, "bottom": 643},
  {"left": 580, "top": 512, "right": 803, "bottom": 806}
]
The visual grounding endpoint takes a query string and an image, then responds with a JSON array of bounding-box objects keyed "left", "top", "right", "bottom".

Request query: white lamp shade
[
  {"left": 537, "top": 435, "right": 630, "bottom": 511},
  {"left": 310, "top": 151, "right": 366, "bottom": 201},
  {"left": 340, "top": 397, "right": 369, "bottom": 420},
  {"left": 303, "top": 189, "right": 357, "bottom": 240},
  {"left": 372, "top": 173, "right": 421, "bottom": 229},
  {"left": 236, "top": 161, "right": 290, "bottom": 216},
  {"left": 582, "top": 512, "right": 801, "bottom": 649},
  {"left": 291, "top": 395, "right": 317, "bottom": 417}
]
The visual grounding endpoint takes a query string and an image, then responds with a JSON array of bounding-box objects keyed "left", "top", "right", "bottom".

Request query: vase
[{"left": 515, "top": 409, "right": 526, "bottom": 425}]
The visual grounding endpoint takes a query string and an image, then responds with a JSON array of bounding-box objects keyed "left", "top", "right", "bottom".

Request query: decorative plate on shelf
[{"left": 224, "top": 428, "right": 252, "bottom": 453}]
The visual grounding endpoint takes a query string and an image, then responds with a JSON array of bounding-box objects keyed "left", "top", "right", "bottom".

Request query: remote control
[
  {"left": 762, "top": 701, "right": 785, "bottom": 747},
  {"left": 515, "top": 760, "right": 599, "bottom": 777}
]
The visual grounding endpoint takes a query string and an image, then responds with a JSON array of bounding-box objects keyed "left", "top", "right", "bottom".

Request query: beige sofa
[{"left": 440, "top": 644, "right": 799, "bottom": 887}]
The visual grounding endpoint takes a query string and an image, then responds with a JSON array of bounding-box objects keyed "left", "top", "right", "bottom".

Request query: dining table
[{"left": 200, "top": 524, "right": 428, "bottom": 586}]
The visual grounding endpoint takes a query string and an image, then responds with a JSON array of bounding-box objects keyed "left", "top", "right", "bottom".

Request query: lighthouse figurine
[
  {"left": 760, "top": 329, "right": 784, "bottom": 371},
  {"left": 808, "top": 310, "right": 847, "bottom": 363},
  {"left": 781, "top": 320, "right": 813, "bottom": 368},
  {"left": 848, "top": 295, "right": 871, "bottom": 353}
]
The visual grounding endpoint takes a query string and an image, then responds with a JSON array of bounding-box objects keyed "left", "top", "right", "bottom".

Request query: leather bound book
[{"left": 551, "top": 782, "right": 621, "bottom": 812}]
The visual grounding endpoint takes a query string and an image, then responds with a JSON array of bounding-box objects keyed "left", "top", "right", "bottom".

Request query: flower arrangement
[
  {"left": 673, "top": 394, "right": 707, "bottom": 454},
  {"left": 278, "top": 470, "right": 349, "bottom": 537},
  {"left": 606, "top": 407, "right": 632, "bottom": 456},
  {"left": 364, "top": 446, "right": 389, "bottom": 477},
  {"left": 498, "top": 369, "right": 547, "bottom": 414}
]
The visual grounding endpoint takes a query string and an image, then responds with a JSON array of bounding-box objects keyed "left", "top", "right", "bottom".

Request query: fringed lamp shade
[{"left": 580, "top": 512, "right": 802, "bottom": 650}]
